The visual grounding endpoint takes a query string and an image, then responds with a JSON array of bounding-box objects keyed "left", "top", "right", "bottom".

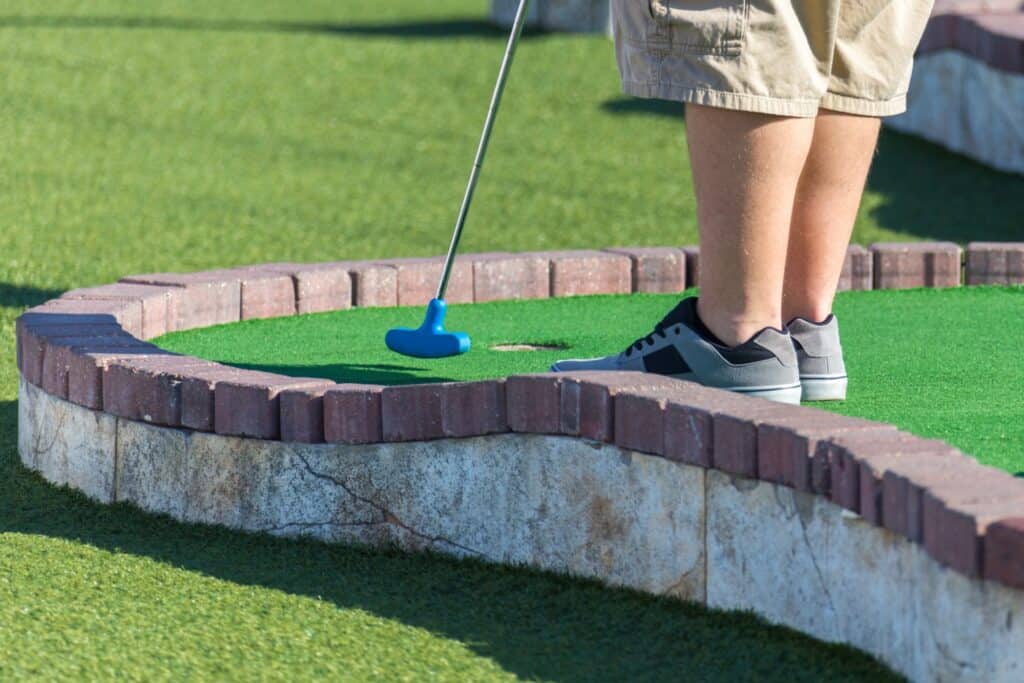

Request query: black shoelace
[{"left": 624, "top": 302, "right": 689, "bottom": 357}]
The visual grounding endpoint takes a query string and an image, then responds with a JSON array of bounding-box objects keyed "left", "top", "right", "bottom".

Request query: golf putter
[{"left": 386, "top": 0, "right": 532, "bottom": 359}]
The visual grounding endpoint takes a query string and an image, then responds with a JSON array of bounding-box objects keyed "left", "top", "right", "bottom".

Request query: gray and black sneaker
[
  {"left": 550, "top": 298, "right": 802, "bottom": 404},
  {"left": 786, "top": 314, "right": 848, "bottom": 401}
]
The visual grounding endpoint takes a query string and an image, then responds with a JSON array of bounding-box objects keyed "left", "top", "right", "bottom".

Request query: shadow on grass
[
  {"left": 601, "top": 96, "right": 1024, "bottom": 244},
  {"left": 0, "top": 283, "right": 63, "bottom": 310},
  {"left": 0, "top": 398, "right": 897, "bottom": 682},
  {"left": 866, "top": 128, "right": 1024, "bottom": 243},
  {"left": 601, "top": 97, "right": 684, "bottom": 118},
  {"left": 225, "top": 361, "right": 454, "bottom": 385},
  {"left": 0, "top": 14, "right": 546, "bottom": 40}
]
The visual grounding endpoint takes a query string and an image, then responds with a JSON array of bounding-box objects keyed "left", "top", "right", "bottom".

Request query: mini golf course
[
  {"left": 155, "top": 285, "right": 1024, "bottom": 474},
  {"left": 5, "top": 2, "right": 1024, "bottom": 680},
  {"left": 16, "top": 245, "right": 1024, "bottom": 681}
]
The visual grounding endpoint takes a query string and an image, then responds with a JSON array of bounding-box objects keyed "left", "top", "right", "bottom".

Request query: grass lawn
[
  {"left": 156, "top": 286, "right": 1024, "bottom": 474},
  {"left": 1, "top": 0, "right": 1021, "bottom": 678}
]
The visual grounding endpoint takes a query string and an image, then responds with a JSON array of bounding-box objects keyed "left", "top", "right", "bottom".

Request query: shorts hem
[
  {"left": 622, "top": 80, "right": 909, "bottom": 118},
  {"left": 819, "top": 92, "right": 907, "bottom": 117},
  {"left": 622, "top": 80, "right": 821, "bottom": 118}
]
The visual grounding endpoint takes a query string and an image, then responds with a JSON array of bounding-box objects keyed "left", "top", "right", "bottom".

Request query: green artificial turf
[
  {"left": 0, "top": 0, "right": 1021, "bottom": 678},
  {"left": 157, "top": 286, "right": 1024, "bottom": 474}
]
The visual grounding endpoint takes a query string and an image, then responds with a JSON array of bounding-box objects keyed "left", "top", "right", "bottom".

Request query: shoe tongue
[
  {"left": 659, "top": 298, "right": 699, "bottom": 328},
  {"left": 663, "top": 298, "right": 729, "bottom": 347}
]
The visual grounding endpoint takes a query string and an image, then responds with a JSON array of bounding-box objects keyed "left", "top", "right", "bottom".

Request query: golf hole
[{"left": 490, "top": 343, "right": 569, "bottom": 352}]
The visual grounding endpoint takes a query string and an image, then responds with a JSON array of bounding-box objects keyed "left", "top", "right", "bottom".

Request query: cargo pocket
[{"left": 648, "top": 0, "right": 748, "bottom": 56}]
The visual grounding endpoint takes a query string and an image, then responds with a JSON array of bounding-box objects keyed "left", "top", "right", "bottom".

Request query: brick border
[
  {"left": 14, "top": 242, "right": 1024, "bottom": 592},
  {"left": 920, "top": 2, "right": 1024, "bottom": 76}
]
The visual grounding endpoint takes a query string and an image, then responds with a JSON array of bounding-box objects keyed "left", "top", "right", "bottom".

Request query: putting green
[{"left": 156, "top": 285, "right": 1024, "bottom": 474}]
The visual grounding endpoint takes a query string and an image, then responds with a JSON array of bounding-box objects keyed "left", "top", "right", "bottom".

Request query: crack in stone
[
  {"left": 662, "top": 563, "right": 701, "bottom": 599},
  {"left": 781, "top": 486, "right": 838, "bottom": 621},
  {"left": 292, "top": 452, "right": 484, "bottom": 558},
  {"left": 259, "top": 519, "right": 385, "bottom": 534},
  {"left": 32, "top": 396, "right": 68, "bottom": 460},
  {"left": 925, "top": 610, "right": 975, "bottom": 674}
]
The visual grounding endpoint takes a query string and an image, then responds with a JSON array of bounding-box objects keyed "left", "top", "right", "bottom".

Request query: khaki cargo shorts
[{"left": 612, "top": 0, "right": 936, "bottom": 117}]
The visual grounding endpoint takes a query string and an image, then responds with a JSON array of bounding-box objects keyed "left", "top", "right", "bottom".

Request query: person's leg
[
  {"left": 782, "top": 110, "right": 881, "bottom": 323},
  {"left": 686, "top": 104, "right": 817, "bottom": 347}
]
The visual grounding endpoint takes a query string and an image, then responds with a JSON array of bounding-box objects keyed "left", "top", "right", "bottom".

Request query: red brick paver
[
  {"left": 472, "top": 253, "right": 549, "bottom": 302},
  {"left": 323, "top": 385, "right": 384, "bottom": 444},
  {"left": 507, "top": 374, "right": 563, "bottom": 434},
  {"left": 965, "top": 242, "right": 1024, "bottom": 285},
  {"left": 214, "top": 374, "right": 333, "bottom": 439},
  {"left": 871, "top": 242, "right": 962, "bottom": 289},
  {"left": 539, "top": 251, "right": 632, "bottom": 297},
  {"left": 604, "top": 247, "right": 687, "bottom": 294}
]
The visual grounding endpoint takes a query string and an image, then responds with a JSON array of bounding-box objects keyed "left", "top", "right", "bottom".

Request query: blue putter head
[{"left": 385, "top": 298, "right": 471, "bottom": 359}]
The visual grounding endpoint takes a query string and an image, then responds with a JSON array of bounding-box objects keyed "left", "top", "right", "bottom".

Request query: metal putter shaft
[{"left": 386, "top": 0, "right": 532, "bottom": 359}]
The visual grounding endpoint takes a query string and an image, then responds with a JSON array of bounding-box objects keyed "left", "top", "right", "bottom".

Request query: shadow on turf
[
  {"left": 0, "top": 398, "right": 897, "bottom": 681},
  {"left": 0, "top": 282, "right": 63, "bottom": 309},
  {"left": 0, "top": 14, "right": 547, "bottom": 40},
  {"left": 602, "top": 96, "right": 1024, "bottom": 244},
  {"left": 601, "top": 97, "right": 684, "bottom": 118},
  {"left": 224, "top": 361, "right": 454, "bottom": 385}
]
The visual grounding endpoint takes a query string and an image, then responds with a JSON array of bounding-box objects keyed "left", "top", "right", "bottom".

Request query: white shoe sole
[
  {"left": 729, "top": 383, "right": 804, "bottom": 405},
  {"left": 800, "top": 375, "right": 848, "bottom": 402}
]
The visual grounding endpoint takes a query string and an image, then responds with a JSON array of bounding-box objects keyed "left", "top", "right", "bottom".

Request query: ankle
[
  {"left": 696, "top": 299, "right": 782, "bottom": 347},
  {"left": 782, "top": 305, "right": 833, "bottom": 326}
]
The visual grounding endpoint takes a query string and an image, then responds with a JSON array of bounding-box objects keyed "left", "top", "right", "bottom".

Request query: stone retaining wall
[
  {"left": 889, "top": 1, "right": 1024, "bottom": 173},
  {"left": 15, "top": 242, "right": 1024, "bottom": 682}
]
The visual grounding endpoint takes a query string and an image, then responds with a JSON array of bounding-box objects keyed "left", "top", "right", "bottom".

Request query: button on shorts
[{"left": 612, "top": 0, "right": 936, "bottom": 117}]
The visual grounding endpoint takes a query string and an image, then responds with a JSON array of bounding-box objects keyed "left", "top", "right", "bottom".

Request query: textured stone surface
[
  {"left": 68, "top": 344, "right": 174, "bottom": 410},
  {"left": 17, "top": 318, "right": 128, "bottom": 387},
  {"left": 41, "top": 336, "right": 158, "bottom": 400},
  {"left": 378, "top": 257, "right": 474, "bottom": 306},
  {"left": 712, "top": 401, "right": 797, "bottom": 479},
  {"left": 986, "top": 518, "right": 1024, "bottom": 589},
  {"left": 342, "top": 262, "right": 398, "bottom": 308},
  {"left": 706, "top": 469, "right": 1024, "bottom": 682},
  {"left": 921, "top": 472, "right": 1024, "bottom": 577},
  {"left": 471, "top": 253, "right": 550, "bottom": 302},
  {"left": 757, "top": 413, "right": 895, "bottom": 492},
  {"left": 881, "top": 455, "right": 984, "bottom": 542},
  {"left": 838, "top": 245, "right": 873, "bottom": 291},
  {"left": 323, "top": 385, "right": 384, "bottom": 444},
  {"left": 236, "top": 270, "right": 296, "bottom": 320},
  {"left": 22, "top": 382, "right": 1024, "bottom": 680},
  {"left": 179, "top": 365, "right": 249, "bottom": 432},
  {"left": 886, "top": 50, "right": 1024, "bottom": 174},
  {"left": 381, "top": 384, "right": 444, "bottom": 442},
  {"left": 115, "top": 425, "right": 706, "bottom": 599},
  {"left": 103, "top": 355, "right": 216, "bottom": 427},
  {"left": 258, "top": 263, "right": 353, "bottom": 314},
  {"left": 540, "top": 250, "right": 632, "bottom": 297},
  {"left": 18, "top": 378, "right": 117, "bottom": 502},
  {"left": 871, "top": 242, "right": 962, "bottom": 290},
  {"left": 540, "top": 0, "right": 612, "bottom": 33},
  {"left": 24, "top": 298, "right": 143, "bottom": 337},
  {"left": 506, "top": 374, "right": 562, "bottom": 434},
  {"left": 559, "top": 372, "right": 681, "bottom": 443},
  {"left": 61, "top": 282, "right": 180, "bottom": 339},
  {"left": 604, "top": 247, "right": 686, "bottom": 293},
  {"left": 214, "top": 375, "right": 333, "bottom": 439},
  {"left": 280, "top": 387, "right": 327, "bottom": 444},
  {"left": 492, "top": 0, "right": 612, "bottom": 34},
  {"left": 966, "top": 242, "right": 1024, "bottom": 285},
  {"left": 121, "top": 271, "right": 241, "bottom": 330},
  {"left": 441, "top": 380, "right": 508, "bottom": 438}
]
